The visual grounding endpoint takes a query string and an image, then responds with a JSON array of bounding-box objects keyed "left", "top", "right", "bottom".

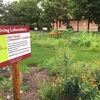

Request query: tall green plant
[
  {"left": 70, "top": 31, "right": 100, "bottom": 49},
  {"left": 43, "top": 46, "right": 75, "bottom": 75}
]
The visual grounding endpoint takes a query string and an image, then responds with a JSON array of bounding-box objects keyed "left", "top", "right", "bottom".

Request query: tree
[
  {"left": 0, "top": 1, "right": 6, "bottom": 25},
  {"left": 68, "top": 0, "right": 88, "bottom": 31},
  {"left": 68, "top": 0, "right": 100, "bottom": 31},
  {"left": 4, "top": 1, "right": 21, "bottom": 25},
  {"left": 2, "top": 0, "right": 41, "bottom": 28},
  {"left": 90, "top": 0, "right": 100, "bottom": 25},
  {"left": 41, "top": 0, "right": 69, "bottom": 29},
  {"left": 18, "top": 0, "right": 42, "bottom": 29}
]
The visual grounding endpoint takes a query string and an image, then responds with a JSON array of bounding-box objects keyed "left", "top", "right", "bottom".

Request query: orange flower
[
  {"left": 92, "top": 78, "right": 94, "bottom": 82},
  {"left": 94, "top": 74, "right": 96, "bottom": 77},
  {"left": 55, "top": 77, "right": 60, "bottom": 82},
  {"left": 92, "top": 84, "right": 98, "bottom": 87},
  {"left": 82, "top": 75, "right": 86, "bottom": 80}
]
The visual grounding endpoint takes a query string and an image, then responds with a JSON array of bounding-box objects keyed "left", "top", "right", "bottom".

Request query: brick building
[{"left": 53, "top": 20, "right": 98, "bottom": 32}]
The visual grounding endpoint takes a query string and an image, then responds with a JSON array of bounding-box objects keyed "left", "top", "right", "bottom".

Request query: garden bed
[{"left": 0, "top": 68, "right": 49, "bottom": 100}]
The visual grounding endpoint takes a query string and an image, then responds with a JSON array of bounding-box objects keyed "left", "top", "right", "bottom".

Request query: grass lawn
[
  {"left": 71, "top": 47, "right": 100, "bottom": 62},
  {"left": 19, "top": 44, "right": 55, "bottom": 72},
  {"left": 19, "top": 30, "right": 100, "bottom": 72}
]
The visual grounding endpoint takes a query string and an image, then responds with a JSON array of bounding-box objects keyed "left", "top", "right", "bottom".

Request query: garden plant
[
  {"left": 0, "top": 30, "right": 100, "bottom": 100},
  {"left": 31, "top": 30, "right": 100, "bottom": 100}
]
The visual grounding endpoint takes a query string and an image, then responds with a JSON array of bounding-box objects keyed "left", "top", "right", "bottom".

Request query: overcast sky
[{"left": 3, "top": 0, "right": 16, "bottom": 4}]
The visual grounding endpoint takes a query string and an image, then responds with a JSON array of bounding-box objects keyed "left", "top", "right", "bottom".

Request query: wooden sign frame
[
  {"left": 0, "top": 26, "right": 31, "bottom": 100},
  {"left": 12, "top": 62, "right": 20, "bottom": 100}
]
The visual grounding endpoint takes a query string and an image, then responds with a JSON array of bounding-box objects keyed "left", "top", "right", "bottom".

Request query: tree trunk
[
  {"left": 56, "top": 21, "right": 58, "bottom": 29},
  {"left": 52, "top": 22, "right": 54, "bottom": 29},
  {"left": 37, "top": 21, "right": 39, "bottom": 30},
  {"left": 87, "top": 18, "right": 90, "bottom": 32},
  {"left": 77, "top": 20, "right": 79, "bottom": 32}
]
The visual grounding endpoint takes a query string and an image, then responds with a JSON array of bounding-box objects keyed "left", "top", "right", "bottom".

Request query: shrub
[
  {"left": 69, "top": 31, "right": 100, "bottom": 49},
  {"left": 39, "top": 59, "right": 100, "bottom": 100},
  {"left": 43, "top": 46, "right": 75, "bottom": 75}
]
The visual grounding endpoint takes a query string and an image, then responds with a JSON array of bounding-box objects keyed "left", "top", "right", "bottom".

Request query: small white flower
[
  {"left": 3, "top": 67, "right": 5, "bottom": 70},
  {"left": 7, "top": 95, "right": 10, "bottom": 99},
  {"left": 7, "top": 68, "right": 10, "bottom": 71},
  {"left": 20, "top": 90, "right": 23, "bottom": 94}
]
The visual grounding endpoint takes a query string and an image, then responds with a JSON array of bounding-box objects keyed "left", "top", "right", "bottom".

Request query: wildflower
[
  {"left": 92, "top": 78, "right": 94, "bottom": 82},
  {"left": 60, "top": 88, "right": 64, "bottom": 92},
  {"left": 98, "top": 61, "right": 100, "bottom": 64},
  {"left": 73, "top": 63, "right": 76, "bottom": 67},
  {"left": 82, "top": 75, "right": 86, "bottom": 80},
  {"left": 94, "top": 74, "right": 96, "bottom": 77},
  {"left": 90, "top": 78, "right": 95, "bottom": 85},
  {"left": 59, "top": 84, "right": 62, "bottom": 87},
  {"left": 75, "top": 74, "right": 78, "bottom": 76},
  {"left": 92, "top": 84, "right": 98, "bottom": 87},
  {"left": 52, "top": 83, "right": 56, "bottom": 86},
  {"left": 55, "top": 77, "right": 60, "bottom": 82},
  {"left": 84, "top": 88, "right": 88, "bottom": 91}
]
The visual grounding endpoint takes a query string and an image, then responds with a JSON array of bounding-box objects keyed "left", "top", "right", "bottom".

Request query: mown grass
[
  {"left": 19, "top": 30, "right": 100, "bottom": 72},
  {"left": 71, "top": 47, "right": 100, "bottom": 62},
  {"left": 19, "top": 44, "right": 55, "bottom": 72}
]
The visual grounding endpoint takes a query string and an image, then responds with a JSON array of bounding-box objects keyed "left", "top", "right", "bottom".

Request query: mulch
[{"left": 0, "top": 67, "right": 49, "bottom": 100}]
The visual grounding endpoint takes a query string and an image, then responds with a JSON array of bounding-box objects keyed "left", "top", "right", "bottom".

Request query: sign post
[
  {"left": 0, "top": 26, "right": 31, "bottom": 100},
  {"left": 12, "top": 62, "right": 20, "bottom": 100}
]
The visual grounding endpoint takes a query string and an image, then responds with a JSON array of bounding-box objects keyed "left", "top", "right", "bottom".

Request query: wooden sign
[
  {"left": 0, "top": 26, "right": 31, "bottom": 100},
  {"left": 0, "top": 26, "right": 31, "bottom": 68}
]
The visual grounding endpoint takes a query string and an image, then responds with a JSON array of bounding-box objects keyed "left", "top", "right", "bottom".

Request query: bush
[
  {"left": 39, "top": 55, "right": 100, "bottom": 100},
  {"left": 69, "top": 31, "right": 100, "bottom": 49},
  {"left": 43, "top": 46, "right": 75, "bottom": 75}
]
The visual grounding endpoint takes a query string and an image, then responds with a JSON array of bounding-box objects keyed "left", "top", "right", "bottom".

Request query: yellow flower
[
  {"left": 93, "top": 60, "right": 96, "bottom": 63},
  {"left": 75, "top": 74, "right": 78, "bottom": 76},
  {"left": 82, "top": 75, "right": 86, "bottom": 80},
  {"left": 55, "top": 77, "right": 60, "bottom": 82},
  {"left": 60, "top": 88, "right": 64, "bottom": 92},
  {"left": 92, "top": 78, "right": 94, "bottom": 82},
  {"left": 92, "top": 84, "right": 98, "bottom": 87},
  {"left": 94, "top": 74, "right": 96, "bottom": 77},
  {"left": 52, "top": 83, "right": 56, "bottom": 86},
  {"left": 59, "top": 84, "right": 62, "bottom": 87}
]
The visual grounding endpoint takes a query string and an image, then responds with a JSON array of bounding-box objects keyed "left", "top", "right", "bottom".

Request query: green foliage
[
  {"left": 69, "top": 31, "right": 100, "bottom": 50},
  {"left": 0, "top": 76, "right": 10, "bottom": 90},
  {"left": 20, "top": 85, "right": 30, "bottom": 92},
  {"left": 0, "top": 71, "right": 29, "bottom": 94},
  {"left": 61, "top": 76, "right": 79, "bottom": 100},
  {"left": 63, "top": 28, "right": 74, "bottom": 34},
  {"left": 51, "top": 28, "right": 59, "bottom": 32},
  {"left": 43, "top": 46, "right": 74, "bottom": 75},
  {"left": 39, "top": 59, "right": 100, "bottom": 100},
  {"left": 1, "top": 0, "right": 42, "bottom": 27},
  {"left": 31, "top": 31, "right": 69, "bottom": 50},
  {"left": 35, "top": 31, "right": 100, "bottom": 100},
  {"left": 1, "top": 0, "right": 100, "bottom": 27},
  {"left": 38, "top": 78, "right": 63, "bottom": 100},
  {"left": 68, "top": 0, "right": 100, "bottom": 26},
  {"left": 40, "top": 0, "right": 69, "bottom": 28}
]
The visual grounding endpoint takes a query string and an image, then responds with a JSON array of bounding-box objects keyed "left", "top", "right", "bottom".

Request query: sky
[{"left": 3, "top": 0, "right": 17, "bottom": 4}]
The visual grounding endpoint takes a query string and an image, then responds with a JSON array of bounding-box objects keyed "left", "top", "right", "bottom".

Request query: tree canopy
[
  {"left": 0, "top": 0, "right": 100, "bottom": 30},
  {"left": 68, "top": 0, "right": 100, "bottom": 31}
]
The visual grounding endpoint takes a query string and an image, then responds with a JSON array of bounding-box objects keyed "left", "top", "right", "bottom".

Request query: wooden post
[{"left": 12, "top": 62, "right": 20, "bottom": 100}]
